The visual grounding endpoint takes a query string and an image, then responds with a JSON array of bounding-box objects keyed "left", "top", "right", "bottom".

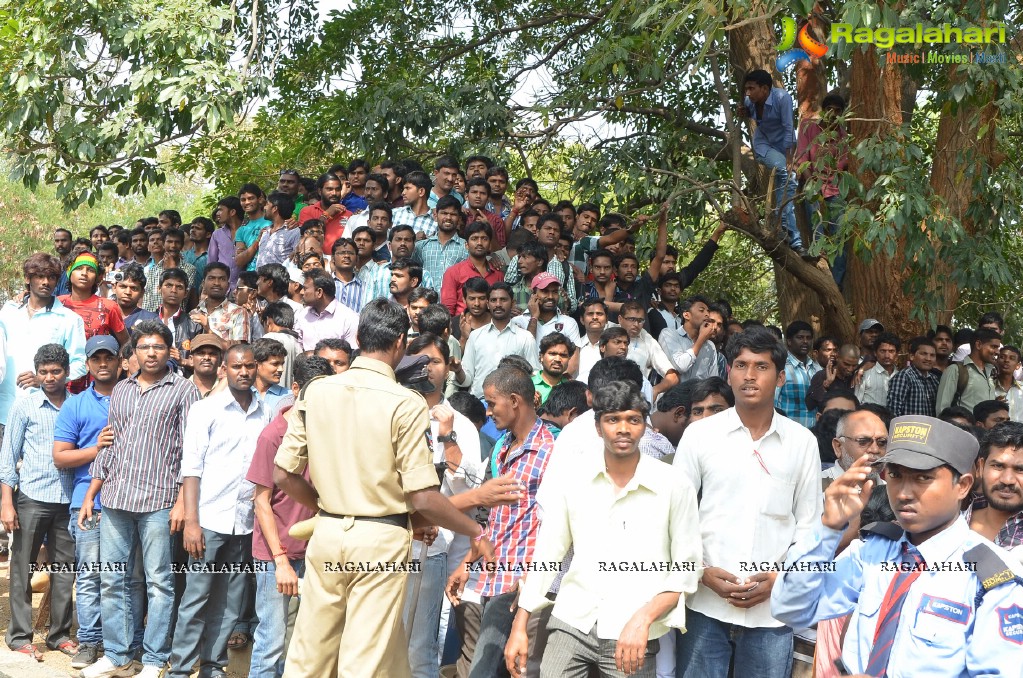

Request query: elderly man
[{"left": 821, "top": 409, "right": 888, "bottom": 488}]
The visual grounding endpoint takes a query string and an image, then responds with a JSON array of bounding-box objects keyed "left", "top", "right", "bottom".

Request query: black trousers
[{"left": 4, "top": 493, "right": 76, "bottom": 648}]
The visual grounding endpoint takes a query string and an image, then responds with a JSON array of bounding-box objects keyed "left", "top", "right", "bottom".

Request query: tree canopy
[{"left": 3, "top": 0, "right": 1022, "bottom": 339}]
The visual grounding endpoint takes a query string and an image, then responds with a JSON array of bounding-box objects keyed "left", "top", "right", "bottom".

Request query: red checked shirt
[{"left": 475, "top": 418, "right": 555, "bottom": 598}]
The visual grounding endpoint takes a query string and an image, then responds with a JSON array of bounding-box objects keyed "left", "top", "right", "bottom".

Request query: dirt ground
[{"left": 0, "top": 562, "right": 252, "bottom": 677}]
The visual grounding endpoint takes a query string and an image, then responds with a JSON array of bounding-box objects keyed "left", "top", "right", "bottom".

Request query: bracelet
[
  {"left": 473, "top": 525, "right": 486, "bottom": 544},
  {"left": 272, "top": 546, "right": 288, "bottom": 558}
]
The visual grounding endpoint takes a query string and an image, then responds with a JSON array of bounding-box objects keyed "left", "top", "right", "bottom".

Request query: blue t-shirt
[
  {"left": 236, "top": 218, "right": 271, "bottom": 271},
  {"left": 52, "top": 385, "right": 108, "bottom": 511}
]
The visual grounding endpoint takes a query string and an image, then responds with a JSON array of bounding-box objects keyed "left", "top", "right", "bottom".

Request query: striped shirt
[
  {"left": 333, "top": 274, "right": 368, "bottom": 313},
  {"left": 0, "top": 390, "right": 71, "bottom": 504},
  {"left": 775, "top": 352, "right": 821, "bottom": 428},
  {"left": 886, "top": 365, "right": 940, "bottom": 418},
  {"left": 392, "top": 205, "right": 439, "bottom": 239},
  {"left": 414, "top": 235, "right": 467, "bottom": 296},
  {"left": 476, "top": 418, "right": 555, "bottom": 597},
  {"left": 92, "top": 369, "right": 200, "bottom": 512},
  {"left": 142, "top": 260, "right": 197, "bottom": 312}
]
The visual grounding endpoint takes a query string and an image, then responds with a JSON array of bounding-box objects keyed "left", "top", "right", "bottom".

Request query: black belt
[{"left": 318, "top": 510, "right": 408, "bottom": 528}]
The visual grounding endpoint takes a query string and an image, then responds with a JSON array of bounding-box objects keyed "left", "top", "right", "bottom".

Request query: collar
[
  {"left": 87, "top": 384, "right": 112, "bottom": 401},
  {"left": 19, "top": 296, "right": 57, "bottom": 313},
  {"left": 589, "top": 452, "right": 662, "bottom": 495},
  {"left": 128, "top": 368, "right": 177, "bottom": 389},
  {"left": 904, "top": 515, "right": 971, "bottom": 565},
  {"left": 500, "top": 417, "right": 549, "bottom": 466},
  {"left": 787, "top": 352, "right": 813, "bottom": 368},
  {"left": 427, "top": 233, "right": 465, "bottom": 245},
  {"left": 722, "top": 407, "right": 780, "bottom": 441},
  {"left": 210, "top": 386, "right": 263, "bottom": 414},
  {"left": 31, "top": 389, "right": 64, "bottom": 410},
  {"left": 350, "top": 355, "right": 397, "bottom": 380},
  {"left": 200, "top": 298, "right": 231, "bottom": 314}
]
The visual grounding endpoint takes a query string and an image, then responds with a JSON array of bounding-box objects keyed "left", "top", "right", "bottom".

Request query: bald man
[
  {"left": 805, "top": 343, "right": 861, "bottom": 412},
  {"left": 821, "top": 409, "right": 888, "bottom": 488}
]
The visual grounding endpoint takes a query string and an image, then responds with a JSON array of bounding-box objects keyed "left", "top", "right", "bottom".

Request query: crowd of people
[{"left": 0, "top": 131, "right": 1021, "bottom": 678}]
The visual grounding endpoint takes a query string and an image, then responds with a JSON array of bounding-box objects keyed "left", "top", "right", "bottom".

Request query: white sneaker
[
  {"left": 135, "top": 666, "right": 166, "bottom": 678},
  {"left": 79, "top": 656, "right": 134, "bottom": 678}
]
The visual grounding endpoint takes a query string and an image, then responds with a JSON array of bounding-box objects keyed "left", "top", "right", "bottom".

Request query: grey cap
[
  {"left": 875, "top": 415, "right": 979, "bottom": 476},
  {"left": 395, "top": 354, "right": 435, "bottom": 395},
  {"left": 85, "top": 335, "right": 120, "bottom": 357},
  {"left": 858, "top": 318, "right": 884, "bottom": 333}
]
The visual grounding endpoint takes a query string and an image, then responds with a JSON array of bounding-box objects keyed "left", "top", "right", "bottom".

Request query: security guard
[
  {"left": 273, "top": 299, "right": 494, "bottom": 677},
  {"left": 771, "top": 415, "right": 1023, "bottom": 677}
]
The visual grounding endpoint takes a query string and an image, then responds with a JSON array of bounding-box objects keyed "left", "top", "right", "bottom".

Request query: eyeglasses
[
  {"left": 135, "top": 344, "right": 168, "bottom": 352},
  {"left": 280, "top": 169, "right": 300, "bottom": 177},
  {"left": 235, "top": 286, "right": 253, "bottom": 292},
  {"left": 838, "top": 436, "right": 888, "bottom": 449}
]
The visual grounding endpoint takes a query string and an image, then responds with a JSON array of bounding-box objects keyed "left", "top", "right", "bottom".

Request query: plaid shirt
[
  {"left": 504, "top": 256, "right": 578, "bottom": 312},
  {"left": 886, "top": 365, "right": 940, "bottom": 418},
  {"left": 774, "top": 353, "right": 820, "bottom": 428},
  {"left": 393, "top": 206, "right": 439, "bottom": 239},
  {"left": 965, "top": 498, "right": 1023, "bottom": 549},
  {"left": 476, "top": 418, "right": 555, "bottom": 597},
  {"left": 413, "top": 235, "right": 467, "bottom": 296}
]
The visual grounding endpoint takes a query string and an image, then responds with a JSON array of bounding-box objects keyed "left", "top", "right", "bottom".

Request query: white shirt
[
  {"left": 342, "top": 211, "right": 369, "bottom": 238},
  {"left": 855, "top": 363, "right": 895, "bottom": 406},
  {"left": 628, "top": 329, "right": 675, "bottom": 379},
  {"left": 181, "top": 388, "right": 271, "bottom": 535},
  {"left": 674, "top": 408, "right": 823, "bottom": 628},
  {"left": 658, "top": 326, "right": 718, "bottom": 380},
  {"left": 427, "top": 405, "right": 483, "bottom": 559},
  {"left": 511, "top": 311, "right": 581, "bottom": 344},
  {"left": 460, "top": 322, "right": 540, "bottom": 397},
  {"left": 520, "top": 453, "right": 701, "bottom": 640},
  {"left": 575, "top": 335, "right": 602, "bottom": 386}
]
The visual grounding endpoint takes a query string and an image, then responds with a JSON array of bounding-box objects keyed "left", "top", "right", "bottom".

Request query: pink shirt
[{"left": 295, "top": 299, "right": 359, "bottom": 352}]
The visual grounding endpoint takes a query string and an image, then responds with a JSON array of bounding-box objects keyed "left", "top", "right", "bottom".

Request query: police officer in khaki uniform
[{"left": 274, "top": 298, "right": 495, "bottom": 677}]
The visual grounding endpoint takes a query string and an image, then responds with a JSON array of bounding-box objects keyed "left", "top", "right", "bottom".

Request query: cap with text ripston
[{"left": 875, "top": 415, "right": 979, "bottom": 476}]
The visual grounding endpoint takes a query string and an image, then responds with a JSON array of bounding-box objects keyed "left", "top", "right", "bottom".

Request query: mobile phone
[{"left": 83, "top": 514, "right": 99, "bottom": 531}]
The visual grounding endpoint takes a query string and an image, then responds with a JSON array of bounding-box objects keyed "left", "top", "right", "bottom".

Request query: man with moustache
[
  {"left": 533, "top": 333, "right": 574, "bottom": 406},
  {"left": 167, "top": 343, "right": 269, "bottom": 678},
  {"left": 772, "top": 416, "right": 1023, "bottom": 676},
  {"left": 298, "top": 173, "right": 352, "bottom": 255},
  {"left": 511, "top": 272, "right": 580, "bottom": 344},
  {"left": 968, "top": 422, "right": 1023, "bottom": 559},
  {"left": 886, "top": 336, "right": 940, "bottom": 418},
  {"left": 821, "top": 409, "right": 888, "bottom": 488}
]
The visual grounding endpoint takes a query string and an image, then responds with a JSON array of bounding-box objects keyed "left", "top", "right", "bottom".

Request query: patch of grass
[{"left": 0, "top": 169, "right": 209, "bottom": 298}]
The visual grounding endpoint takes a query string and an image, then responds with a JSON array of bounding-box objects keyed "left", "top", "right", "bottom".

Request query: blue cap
[{"left": 85, "top": 335, "right": 120, "bottom": 358}]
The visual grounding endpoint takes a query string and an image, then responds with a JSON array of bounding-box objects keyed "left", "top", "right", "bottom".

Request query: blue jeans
[
  {"left": 807, "top": 196, "right": 846, "bottom": 287},
  {"left": 757, "top": 148, "right": 802, "bottom": 249},
  {"left": 168, "top": 530, "right": 248, "bottom": 677},
  {"left": 675, "top": 608, "right": 792, "bottom": 678},
  {"left": 402, "top": 551, "right": 448, "bottom": 678},
  {"left": 99, "top": 506, "right": 175, "bottom": 667},
  {"left": 69, "top": 515, "right": 148, "bottom": 648},
  {"left": 249, "top": 558, "right": 305, "bottom": 678},
  {"left": 468, "top": 589, "right": 519, "bottom": 678}
]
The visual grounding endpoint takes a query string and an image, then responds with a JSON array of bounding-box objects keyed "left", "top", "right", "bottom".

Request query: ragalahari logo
[{"left": 776, "top": 17, "right": 829, "bottom": 71}]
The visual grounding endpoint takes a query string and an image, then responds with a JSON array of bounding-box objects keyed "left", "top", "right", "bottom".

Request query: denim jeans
[
  {"left": 757, "top": 148, "right": 802, "bottom": 249},
  {"left": 675, "top": 608, "right": 793, "bottom": 678},
  {"left": 168, "top": 530, "right": 248, "bottom": 677},
  {"left": 249, "top": 558, "right": 305, "bottom": 678},
  {"left": 807, "top": 196, "right": 847, "bottom": 287},
  {"left": 402, "top": 551, "right": 448, "bottom": 678},
  {"left": 99, "top": 506, "right": 175, "bottom": 667},
  {"left": 468, "top": 589, "right": 519, "bottom": 678},
  {"left": 69, "top": 516, "right": 148, "bottom": 648}
]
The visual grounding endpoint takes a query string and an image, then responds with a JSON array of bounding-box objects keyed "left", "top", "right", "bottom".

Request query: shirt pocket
[
  {"left": 760, "top": 476, "right": 795, "bottom": 519},
  {"left": 910, "top": 599, "right": 970, "bottom": 650}
]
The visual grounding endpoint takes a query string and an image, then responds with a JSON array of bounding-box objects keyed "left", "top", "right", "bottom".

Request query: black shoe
[{"left": 71, "top": 643, "right": 101, "bottom": 669}]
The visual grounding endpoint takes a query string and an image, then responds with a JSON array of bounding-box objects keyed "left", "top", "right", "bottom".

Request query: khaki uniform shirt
[{"left": 274, "top": 356, "right": 439, "bottom": 516}]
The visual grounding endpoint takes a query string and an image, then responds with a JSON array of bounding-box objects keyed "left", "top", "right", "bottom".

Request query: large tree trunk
[
  {"left": 843, "top": 44, "right": 921, "bottom": 338},
  {"left": 725, "top": 3, "right": 853, "bottom": 339}
]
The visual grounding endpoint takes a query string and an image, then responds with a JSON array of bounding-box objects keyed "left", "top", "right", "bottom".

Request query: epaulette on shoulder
[
  {"left": 861, "top": 521, "right": 904, "bottom": 541},
  {"left": 964, "top": 543, "right": 1020, "bottom": 593}
]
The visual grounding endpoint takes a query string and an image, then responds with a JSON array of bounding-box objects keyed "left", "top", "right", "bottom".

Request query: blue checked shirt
[
  {"left": 504, "top": 256, "right": 579, "bottom": 312},
  {"left": 393, "top": 206, "right": 439, "bottom": 239},
  {"left": 775, "top": 352, "right": 821, "bottom": 428},
  {"left": 744, "top": 86, "right": 796, "bottom": 157},
  {"left": 414, "top": 235, "right": 467, "bottom": 296},
  {"left": 358, "top": 262, "right": 436, "bottom": 302},
  {"left": 0, "top": 390, "right": 71, "bottom": 504}
]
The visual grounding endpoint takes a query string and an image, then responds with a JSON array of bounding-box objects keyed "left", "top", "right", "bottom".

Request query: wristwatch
[{"left": 437, "top": 431, "right": 458, "bottom": 444}]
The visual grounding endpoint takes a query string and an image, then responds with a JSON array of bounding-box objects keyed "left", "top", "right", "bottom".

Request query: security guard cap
[{"left": 875, "top": 415, "right": 979, "bottom": 476}]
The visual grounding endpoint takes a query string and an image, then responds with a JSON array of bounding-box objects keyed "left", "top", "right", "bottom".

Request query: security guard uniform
[
  {"left": 274, "top": 355, "right": 440, "bottom": 677},
  {"left": 771, "top": 416, "right": 1023, "bottom": 677}
]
